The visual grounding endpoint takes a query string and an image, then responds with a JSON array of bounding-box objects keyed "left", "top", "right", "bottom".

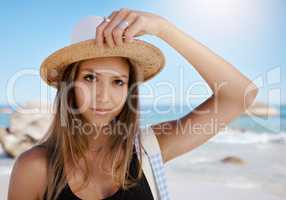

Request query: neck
[{"left": 87, "top": 124, "right": 113, "bottom": 152}]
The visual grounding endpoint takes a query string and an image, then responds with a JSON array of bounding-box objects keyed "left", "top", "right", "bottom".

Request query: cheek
[
  {"left": 111, "top": 87, "right": 128, "bottom": 111},
  {"left": 75, "top": 86, "right": 92, "bottom": 111}
]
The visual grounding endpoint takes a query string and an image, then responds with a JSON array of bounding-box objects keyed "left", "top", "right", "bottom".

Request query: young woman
[{"left": 8, "top": 8, "right": 258, "bottom": 200}]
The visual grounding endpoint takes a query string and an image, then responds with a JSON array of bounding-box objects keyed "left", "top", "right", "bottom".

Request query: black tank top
[{"left": 43, "top": 146, "right": 154, "bottom": 200}]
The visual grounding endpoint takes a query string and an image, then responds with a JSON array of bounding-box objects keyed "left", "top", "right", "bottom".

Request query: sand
[{"left": 166, "top": 171, "right": 284, "bottom": 200}]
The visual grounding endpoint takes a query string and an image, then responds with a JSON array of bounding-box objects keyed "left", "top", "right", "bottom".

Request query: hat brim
[{"left": 40, "top": 39, "right": 165, "bottom": 88}]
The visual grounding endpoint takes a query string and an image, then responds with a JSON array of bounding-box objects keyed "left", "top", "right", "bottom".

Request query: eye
[
  {"left": 114, "top": 79, "right": 126, "bottom": 86},
  {"left": 83, "top": 74, "right": 97, "bottom": 82}
]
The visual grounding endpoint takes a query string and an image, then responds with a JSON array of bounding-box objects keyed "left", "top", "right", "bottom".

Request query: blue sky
[{"left": 1, "top": 0, "right": 285, "bottom": 107}]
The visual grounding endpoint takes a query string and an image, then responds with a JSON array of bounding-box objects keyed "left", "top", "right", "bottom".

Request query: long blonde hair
[{"left": 36, "top": 58, "right": 144, "bottom": 200}]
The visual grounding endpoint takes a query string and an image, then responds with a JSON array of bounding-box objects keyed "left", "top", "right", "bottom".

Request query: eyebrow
[{"left": 81, "top": 69, "right": 128, "bottom": 79}]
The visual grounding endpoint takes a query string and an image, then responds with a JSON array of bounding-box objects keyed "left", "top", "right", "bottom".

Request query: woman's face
[{"left": 74, "top": 57, "right": 130, "bottom": 128}]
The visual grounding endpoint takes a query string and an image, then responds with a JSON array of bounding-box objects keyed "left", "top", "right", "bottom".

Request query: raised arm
[
  {"left": 92, "top": 8, "right": 259, "bottom": 164},
  {"left": 152, "top": 19, "right": 259, "bottom": 164}
]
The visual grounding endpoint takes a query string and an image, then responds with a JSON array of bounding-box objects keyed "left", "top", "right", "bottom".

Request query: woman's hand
[{"left": 95, "top": 8, "right": 169, "bottom": 48}]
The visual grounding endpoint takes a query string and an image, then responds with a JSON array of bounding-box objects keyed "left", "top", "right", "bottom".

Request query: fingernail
[{"left": 126, "top": 37, "right": 133, "bottom": 43}]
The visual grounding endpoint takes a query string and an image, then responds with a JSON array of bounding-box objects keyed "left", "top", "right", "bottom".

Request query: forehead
[{"left": 79, "top": 57, "right": 130, "bottom": 76}]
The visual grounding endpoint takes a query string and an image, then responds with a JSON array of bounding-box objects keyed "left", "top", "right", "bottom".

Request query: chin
[{"left": 88, "top": 118, "right": 113, "bottom": 127}]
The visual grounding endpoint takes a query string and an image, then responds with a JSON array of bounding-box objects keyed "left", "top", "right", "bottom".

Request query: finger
[
  {"left": 95, "top": 11, "right": 117, "bottom": 47},
  {"left": 114, "top": 12, "right": 138, "bottom": 46},
  {"left": 103, "top": 8, "right": 130, "bottom": 48},
  {"left": 123, "top": 16, "right": 144, "bottom": 43},
  {"left": 113, "top": 12, "right": 137, "bottom": 46},
  {"left": 95, "top": 20, "right": 109, "bottom": 48}
]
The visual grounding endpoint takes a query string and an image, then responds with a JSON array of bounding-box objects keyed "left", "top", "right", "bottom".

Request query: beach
[
  {"left": 1, "top": 138, "right": 286, "bottom": 200},
  {"left": 1, "top": 0, "right": 285, "bottom": 199},
  {"left": 166, "top": 141, "right": 286, "bottom": 200},
  {"left": 1, "top": 104, "right": 285, "bottom": 199},
  {"left": 167, "top": 172, "right": 284, "bottom": 200},
  {"left": 0, "top": 147, "right": 13, "bottom": 200}
]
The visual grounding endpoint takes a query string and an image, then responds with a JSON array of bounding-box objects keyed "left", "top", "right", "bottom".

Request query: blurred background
[{"left": 0, "top": 0, "right": 285, "bottom": 199}]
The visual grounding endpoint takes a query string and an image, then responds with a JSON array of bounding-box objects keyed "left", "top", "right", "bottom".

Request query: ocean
[
  {"left": 140, "top": 104, "right": 286, "bottom": 143},
  {"left": 141, "top": 104, "right": 286, "bottom": 198},
  {"left": 0, "top": 104, "right": 285, "bottom": 199}
]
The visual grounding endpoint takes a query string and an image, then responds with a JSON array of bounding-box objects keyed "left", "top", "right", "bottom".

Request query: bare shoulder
[
  {"left": 17, "top": 145, "right": 48, "bottom": 165},
  {"left": 8, "top": 145, "right": 48, "bottom": 200}
]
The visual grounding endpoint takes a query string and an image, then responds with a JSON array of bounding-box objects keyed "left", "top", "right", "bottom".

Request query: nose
[{"left": 96, "top": 82, "right": 110, "bottom": 103}]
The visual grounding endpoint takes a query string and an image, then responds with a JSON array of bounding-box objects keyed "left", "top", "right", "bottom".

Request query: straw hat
[{"left": 40, "top": 16, "right": 165, "bottom": 88}]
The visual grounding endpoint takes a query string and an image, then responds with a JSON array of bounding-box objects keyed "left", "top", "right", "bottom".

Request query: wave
[{"left": 210, "top": 128, "right": 286, "bottom": 144}]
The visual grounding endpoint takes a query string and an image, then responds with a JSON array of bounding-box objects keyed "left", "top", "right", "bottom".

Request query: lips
[
  {"left": 94, "top": 108, "right": 112, "bottom": 112},
  {"left": 90, "top": 107, "right": 112, "bottom": 115}
]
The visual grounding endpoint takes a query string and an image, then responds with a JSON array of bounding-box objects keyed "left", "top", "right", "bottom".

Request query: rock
[
  {"left": 0, "top": 128, "right": 33, "bottom": 158},
  {"left": 0, "top": 101, "right": 53, "bottom": 158},
  {"left": 220, "top": 156, "right": 246, "bottom": 165},
  {"left": 9, "top": 101, "right": 53, "bottom": 140}
]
